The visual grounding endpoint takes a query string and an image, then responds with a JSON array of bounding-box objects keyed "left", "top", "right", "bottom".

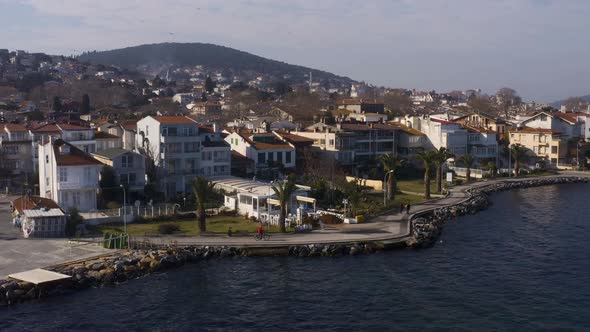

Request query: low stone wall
[
  {"left": 0, "top": 241, "right": 386, "bottom": 306},
  {"left": 407, "top": 176, "right": 590, "bottom": 247}
]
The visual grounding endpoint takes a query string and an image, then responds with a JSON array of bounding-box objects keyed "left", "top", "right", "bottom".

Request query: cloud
[{"left": 3, "top": 0, "right": 590, "bottom": 101}]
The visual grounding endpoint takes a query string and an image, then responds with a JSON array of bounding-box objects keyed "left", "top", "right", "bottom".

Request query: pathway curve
[{"left": 132, "top": 172, "right": 590, "bottom": 248}]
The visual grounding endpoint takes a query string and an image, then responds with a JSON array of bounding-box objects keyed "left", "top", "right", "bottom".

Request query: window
[
  {"left": 276, "top": 151, "right": 283, "bottom": 163},
  {"left": 129, "top": 173, "right": 136, "bottom": 185},
  {"left": 258, "top": 153, "right": 266, "bottom": 163},
  {"left": 83, "top": 145, "right": 90, "bottom": 153},
  {"left": 45, "top": 177, "right": 49, "bottom": 186},
  {"left": 533, "top": 146, "right": 539, "bottom": 153},
  {"left": 72, "top": 192, "right": 80, "bottom": 206},
  {"left": 286, "top": 151, "right": 292, "bottom": 164},
  {"left": 184, "top": 142, "right": 199, "bottom": 153},
  {"left": 46, "top": 155, "right": 49, "bottom": 164},
  {"left": 59, "top": 168, "right": 67, "bottom": 182},
  {"left": 268, "top": 152, "right": 274, "bottom": 162},
  {"left": 329, "top": 139, "right": 335, "bottom": 146},
  {"left": 239, "top": 195, "right": 253, "bottom": 205},
  {"left": 551, "top": 146, "right": 558, "bottom": 154},
  {"left": 122, "top": 155, "right": 134, "bottom": 168}
]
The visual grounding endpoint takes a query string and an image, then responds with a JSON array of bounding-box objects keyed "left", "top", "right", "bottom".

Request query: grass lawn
[
  {"left": 357, "top": 192, "right": 428, "bottom": 217},
  {"left": 93, "top": 215, "right": 290, "bottom": 236},
  {"left": 396, "top": 179, "right": 438, "bottom": 194}
]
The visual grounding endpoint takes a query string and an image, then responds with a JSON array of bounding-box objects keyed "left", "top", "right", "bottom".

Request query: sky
[{"left": 1, "top": 0, "right": 589, "bottom": 103}]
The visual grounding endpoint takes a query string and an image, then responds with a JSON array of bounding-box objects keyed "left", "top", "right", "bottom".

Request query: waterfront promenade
[{"left": 1, "top": 172, "right": 588, "bottom": 277}]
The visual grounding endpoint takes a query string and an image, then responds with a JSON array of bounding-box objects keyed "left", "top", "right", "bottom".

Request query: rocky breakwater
[
  {"left": 408, "top": 176, "right": 589, "bottom": 248},
  {"left": 0, "top": 242, "right": 386, "bottom": 306}
]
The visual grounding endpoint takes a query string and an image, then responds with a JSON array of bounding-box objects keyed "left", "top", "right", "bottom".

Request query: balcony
[{"left": 57, "top": 182, "right": 96, "bottom": 190}]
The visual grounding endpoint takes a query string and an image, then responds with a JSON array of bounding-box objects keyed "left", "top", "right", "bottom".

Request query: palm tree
[
  {"left": 417, "top": 151, "right": 437, "bottom": 199},
  {"left": 378, "top": 153, "right": 405, "bottom": 201},
  {"left": 459, "top": 154, "right": 475, "bottom": 182},
  {"left": 192, "top": 176, "right": 216, "bottom": 233},
  {"left": 486, "top": 161, "right": 497, "bottom": 179},
  {"left": 271, "top": 174, "right": 297, "bottom": 233},
  {"left": 433, "top": 147, "right": 453, "bottom": 193},
  {"left": 510, "top": 144, "right": 529, "bottom": 176}
]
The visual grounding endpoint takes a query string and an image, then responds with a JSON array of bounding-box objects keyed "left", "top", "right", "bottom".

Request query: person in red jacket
[{"left": 257, "top": 224, "right": 264, "bottom": 236}]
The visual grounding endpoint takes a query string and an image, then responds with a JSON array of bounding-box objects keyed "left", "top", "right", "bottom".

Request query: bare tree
[
  {"left": 563, "top": 97, "right": 588, "bottom": 112},
  {"left": 496, "top": 87, "right": 522, "bottom": 118}
]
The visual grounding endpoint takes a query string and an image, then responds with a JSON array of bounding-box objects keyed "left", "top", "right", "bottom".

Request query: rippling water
[{"left": 2, "top": 184, "right": 590, "bottom": 331}]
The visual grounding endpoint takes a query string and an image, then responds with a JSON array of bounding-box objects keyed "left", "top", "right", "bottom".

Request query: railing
[{"left": 448, "top": 166, "right": 491, "bottom": 179}]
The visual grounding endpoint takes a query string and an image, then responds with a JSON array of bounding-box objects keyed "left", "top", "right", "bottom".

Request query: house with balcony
[
  {"left": 95, "top": 130, "right": 122, "bottom": 151},
  {"left": 0, "top": 123, "right": 34, "bottom": 190},
  {"left": 509, "top": 126, "right": 566, "bottom": 166},
  {"left": 135, "top": 116, "right": 230, "bottom": 197},
  {"left": 97, "top": 120, "right": 137, "bottom": 151},
  {"left": 294, "top": 122, "right": 397, "bottom": 166},
  {"left": 391, "top": 122, "right": 426, "bottom": 162},
  {"left": 92, "top": 148, "right": 146, "bottom": 200},
  {"left": 409, "top": 116, "right": 499, "bottom": 165},
  {"left": 57, "top": 123, "right": 96, "bottom": 154},
  {"left": 454, "top": 111, "right": 508, "bottom": 139},
  {"left": 225, "top": 129, "right": 296, "bottom": 177},
  {"left": 39, "top": 138, "right": 102, "bottom": 212}
]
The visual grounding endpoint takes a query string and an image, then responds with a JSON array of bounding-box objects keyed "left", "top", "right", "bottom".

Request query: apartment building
[
  {"left": 135, "top": 116, "right": 230, "bottom": 197},
  {"left": 295, "top": 122, "right": 397, "bottom": 165},
  {"left": 57, "top": 123, "right": 96, "bottom": 154},
  {"left": 454, "top": 112, "right": 508, "bottom": 138},
  {"left": 509, "top": 127, "right": 566, "bottom": 166},
  {"left": 92, "top": 148, "right": 146, "bottom": 199},
  {"left": 0, "top": 124, "right": 34, "bottom": 183},
  {"left": 225, "top": 130, "right": 296, "bottom": 175},
  {"left": 39, "top": 138, "right": 102, "bottom": 212}
]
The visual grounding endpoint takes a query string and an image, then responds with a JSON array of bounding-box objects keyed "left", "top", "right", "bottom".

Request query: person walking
[
  {"left": 406, "top": 203, "right": 411, "bottom": 214},
  {"left": 400, "top": 203, "right": 404, "bottom": 214}
]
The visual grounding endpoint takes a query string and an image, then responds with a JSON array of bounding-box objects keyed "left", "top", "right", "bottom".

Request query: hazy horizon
[{"left": 2, "top": 0, "right": 589, "bottom": 103}]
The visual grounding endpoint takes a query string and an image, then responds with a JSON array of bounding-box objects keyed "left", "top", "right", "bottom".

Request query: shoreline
[{"left": 1, "top": 174, "right": 589, "bottom": 306}]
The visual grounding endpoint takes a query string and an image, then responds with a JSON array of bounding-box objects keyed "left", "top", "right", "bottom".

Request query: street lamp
[
  {"left": 383, "top": 170, "right": 394, "bottom": 206},
  {"left": 120, "top": 184, "right": 127, "bottom": 234}
]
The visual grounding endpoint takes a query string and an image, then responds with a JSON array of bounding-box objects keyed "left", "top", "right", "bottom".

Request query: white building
[
  {"left": 92, "top": 148, "right": 146, "bottom": 197},
  {"left": 213, "top": 176, "right": 315, "bottom": 225},
  {"left": 39, "top": 138, "right": 102, "bottom": 212},
  {"left": 57, "top": 123, "right": 96, "bottom": 154},
  {"left": 11, "top": 195, "right": 66, "bottom": 238},
  {"left": 135, "top": 116, "right": 230, "bottom": 197},
  {"left": 225, "top": 130, "right": 296, "bottom": 172}
]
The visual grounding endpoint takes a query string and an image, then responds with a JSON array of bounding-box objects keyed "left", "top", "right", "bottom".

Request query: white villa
[{"left": 212, "top": 176, "right": 315, "bottom": 225}]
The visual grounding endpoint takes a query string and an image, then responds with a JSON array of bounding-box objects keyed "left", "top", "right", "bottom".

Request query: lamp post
[
  {"left": 120, "top": 184, "right": 127, "bottom": 234},
  {"left": 383, "top": 170, "right": 394, "bottom": 206},
  {"left": 508, "top": 143, "right": 512, "bottom": 177}
]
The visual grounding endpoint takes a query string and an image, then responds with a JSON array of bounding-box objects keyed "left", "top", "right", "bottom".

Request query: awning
[
  {"left": 8, "top": 268, "right": 71, "bottom": 285},
  {"left": 267, "top": 198, "right": 281, "bottom": 206},
  {"left": 296, "top": 196, "right": 316, "bottom": 204}
]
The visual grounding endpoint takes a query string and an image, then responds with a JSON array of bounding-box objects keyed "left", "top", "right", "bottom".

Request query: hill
[
  {"left": 78, "top": 42, "right": 355, "bottom": 84},
  {"left": 550, "top": 95, "right": 590, "bottom": 108}
]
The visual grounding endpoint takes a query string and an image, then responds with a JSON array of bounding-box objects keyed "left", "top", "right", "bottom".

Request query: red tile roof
[
  {"left": 276, "top": 132, "right": 315, "bottom": 144},
  {"left": 120, "top": 120, "right": 137, "bottom": 131},
  {"left": 95, "top": 131, "right": 120, "bottom": 139},
  {"left": 152, "top": 116, "right": 198, "bottom": 125},
  {"left": 11, "top": 196, "right": 61, "bottom": 214},
  {"left": 51, "top": 139, "right": 103, "bottom": 166},
  {"left": 3, "top": 123, "right": 28, "bottom": 132},
  {"left": 510, "top": 126, "right": 561, "bottom": 134},
  {"left": 31, "top": 123, "right": 61, "bottom": 133},
  {"left": 58, "top": 123, "right": 91, "bottom": 130}
]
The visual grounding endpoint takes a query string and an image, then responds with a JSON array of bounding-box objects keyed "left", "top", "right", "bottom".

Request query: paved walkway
[
  {"left": 2, "top": 172, "right": 588, "bottom": 276},
  {"left": 131, "top": 172, "right": 590, "bottom": 248}
]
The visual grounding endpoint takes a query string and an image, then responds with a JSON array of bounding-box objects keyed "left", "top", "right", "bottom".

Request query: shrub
[
  {"left": 158, "top": 223, "right": 180, "bottom": 234},
  {"left": 106, "top": 201, "right": 122, "bottom": 209},
  {"left": 319, "top": 214, "right": 343, "bottom": 224},
  {"left": 454, "top": 179, "right": 464, "bottom": 185},
  {"left": 66, "top": 208, "right": 84, "bottom": 237},
  {"left": 249, "top": 216, "right": 258, "bottom": 223}
]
